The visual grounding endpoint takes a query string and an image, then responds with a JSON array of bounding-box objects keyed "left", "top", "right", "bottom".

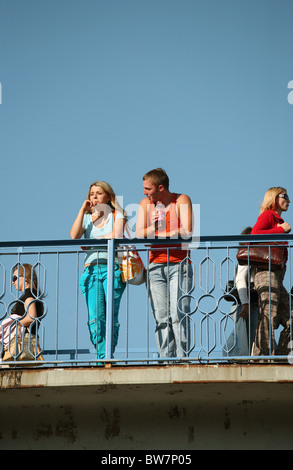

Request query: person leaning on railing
[
  {"left": 136, "top": 168, "right": 193, "bottom": 359},
  {"left": 251, "top": 187, "right": 292, "bottom": 357},
  {"left": 70, "top": 181, "right": 126, "bottom": 362}
]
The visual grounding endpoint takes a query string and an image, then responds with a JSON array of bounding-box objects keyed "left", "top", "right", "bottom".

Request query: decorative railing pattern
[{"left": 0, "top": 235, "right": 292, "bottom": 367}]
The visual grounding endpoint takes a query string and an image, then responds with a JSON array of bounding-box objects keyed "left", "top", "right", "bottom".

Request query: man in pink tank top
[{"left": 136, "top": 168, "right": 194, "bottom": 360}]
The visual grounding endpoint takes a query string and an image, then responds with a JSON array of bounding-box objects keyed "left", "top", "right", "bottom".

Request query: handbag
[
  {"left": 2, "top": 332, "right": 44, "bottom": 364},
  {"left": 118, "top": 245, "right": 146, "bottom": 285},
  {"left": 117, "top": 224, "right": 146, "bottom": 285},
  {"left": 236, "top": 243, "right": 285, "bottom": 270}
]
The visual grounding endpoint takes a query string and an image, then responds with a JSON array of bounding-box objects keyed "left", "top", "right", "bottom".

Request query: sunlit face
[
  {"left": 143, "top": 179, "right": 162, "bottom": 203},
  {"left": 89, "top": 185, "right": 109, "bottom": 207},
  {"left": 276, "top": 191, "right": 290, "bottom": 213},
  {"left": 12, "top": 269, "right": 25, "bottom": 291}
]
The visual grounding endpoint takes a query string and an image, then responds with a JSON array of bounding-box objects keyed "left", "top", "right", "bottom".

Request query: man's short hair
[{"left": 143, "top": 168, "right": 169, "bottom": 190}]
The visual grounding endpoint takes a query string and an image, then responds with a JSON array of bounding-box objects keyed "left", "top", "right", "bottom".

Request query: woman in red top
[{"left": 251, "top": 187, "right": 292, "bottom": 357}]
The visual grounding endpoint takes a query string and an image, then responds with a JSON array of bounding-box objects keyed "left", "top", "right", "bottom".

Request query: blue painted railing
[{"left": 0, "top": 234, "right": 292, "bottom": 367}]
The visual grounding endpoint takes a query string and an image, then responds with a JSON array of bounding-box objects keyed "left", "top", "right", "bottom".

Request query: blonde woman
[
  {"left": 70, "top": 181, "right": 126, "bottom": 361},
  {"left": 251, "top": 187, "right": 292, "bottom": 357}
]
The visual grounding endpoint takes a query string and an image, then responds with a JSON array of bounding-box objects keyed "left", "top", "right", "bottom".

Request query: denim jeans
[
  {"left": 148, "top": 262, "right": 193, "bottom": 358},
  {"left": 80, "top": 263, "right": 125, "bottom": 360}
]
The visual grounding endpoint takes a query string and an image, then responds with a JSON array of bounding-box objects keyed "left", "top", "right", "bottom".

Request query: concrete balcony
[
  {"left": 1, "top": 363, "right": 293, "bottom": 450},
  {"left": 1, "top": 236, "right": 293, "bottom": 450}
]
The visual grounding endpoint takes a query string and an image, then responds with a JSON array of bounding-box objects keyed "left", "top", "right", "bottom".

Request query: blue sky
[
  {"left": 0, "top": 0, "right": 293, "bottom": 359},
  {"left": 1, "top": 0, "right": 293, "bottom": 242}
]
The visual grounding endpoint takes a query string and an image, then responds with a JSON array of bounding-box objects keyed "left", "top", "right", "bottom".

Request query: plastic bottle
[{"left": 155, "top": 201, "right": 166, "bottom": 231}]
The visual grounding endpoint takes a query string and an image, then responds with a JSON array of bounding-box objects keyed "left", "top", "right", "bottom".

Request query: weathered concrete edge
[{"left": 1, "top": 363, "right": 293, "bottom": 390}]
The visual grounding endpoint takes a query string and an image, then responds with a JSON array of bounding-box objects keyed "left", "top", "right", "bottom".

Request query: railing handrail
[{"left": 0, "top": 233, "right": 292, "bottom": 249}]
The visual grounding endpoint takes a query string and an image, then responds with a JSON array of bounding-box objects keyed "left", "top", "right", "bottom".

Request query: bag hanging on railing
[
  {"left": 118, "top": 246, "right": 146, "bottom": 285},
  {"left": 2, "top": 331, "right": 44, "bottom": 365},
  {"left": 117, "top": 224, "right": 146, "bottom": 286},
  {"left": 236, "top": 243, "right": 285, "bottom": 270}
]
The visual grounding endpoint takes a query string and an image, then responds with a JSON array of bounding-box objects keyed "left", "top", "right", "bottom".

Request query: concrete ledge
[
  {"left": 1, "top": 364, "right": 293, "bottom": 449},
  {"left": 1, "top": 363, "right": 293, "bottom": 390}
]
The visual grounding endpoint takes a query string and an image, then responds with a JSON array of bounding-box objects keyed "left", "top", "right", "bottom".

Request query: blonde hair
[
  {"left": 85, "top": 181, "right": 127, "bottom": 218},
  {"left": 260, "top": 187, "right": 287, "bottom": 214}
]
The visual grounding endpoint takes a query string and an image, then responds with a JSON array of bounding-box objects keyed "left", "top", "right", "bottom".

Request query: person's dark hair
[{"left": 241, "top": 226, "right": 252, "bottom": 235}]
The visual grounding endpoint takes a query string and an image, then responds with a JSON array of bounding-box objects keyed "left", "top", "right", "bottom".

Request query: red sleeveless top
[{"left": 149, "top": 193, "right": 189, "bottom": 264}]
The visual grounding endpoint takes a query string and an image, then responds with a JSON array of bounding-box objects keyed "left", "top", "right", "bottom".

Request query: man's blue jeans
[
  {"left": 148, "top": 261, "right": 193, "bottom": 358},
  {"left": 80, "top": 263, "right": 125, "bottom": 360}
]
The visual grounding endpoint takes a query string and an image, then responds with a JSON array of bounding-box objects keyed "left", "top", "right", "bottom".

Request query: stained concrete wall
[{"left": 1, "top": 364, "right": 293, "bottom": 450}]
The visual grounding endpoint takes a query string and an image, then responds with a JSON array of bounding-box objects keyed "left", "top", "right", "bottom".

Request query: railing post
[{"left": 105, "top": 239, "right": 115, "bottom": 360}]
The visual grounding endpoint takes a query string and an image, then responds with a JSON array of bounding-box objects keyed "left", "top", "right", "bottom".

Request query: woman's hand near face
[{"left": 81, "top": 199, "right": 92, "bottom": 213}]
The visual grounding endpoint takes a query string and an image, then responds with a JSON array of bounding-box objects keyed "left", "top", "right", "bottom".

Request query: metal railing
[{"left": 0, "top": 234, "right": 292, "bottom": 368}]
